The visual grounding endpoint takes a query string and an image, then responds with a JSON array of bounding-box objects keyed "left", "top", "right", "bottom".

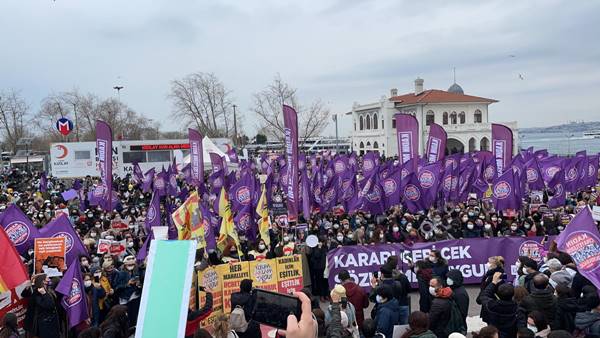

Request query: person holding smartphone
[
  {"left": 31, "top": 274, "right": 61, "bottom": 338},
  {"left": 83, "top": 272, "right": 107, "bottom": 327}
]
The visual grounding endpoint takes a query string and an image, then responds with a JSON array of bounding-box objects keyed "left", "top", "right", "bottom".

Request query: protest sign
[
  {"left": 198, "top": 264, "right": 226, "bottom": 328},
  {"left": 592, "top": 206, "right": 600, "bottom": 221},
  {"left": 111, "top": 219, "right": 129, "bottom": 231},
  {"left": 97, "top": 239, "right": 126, "bottom": 256},
  {"left": 221, "top": 261, "right": 250, "bottom": 314},
  {"left": 135, "top": 240, "right": 196, "bottom": 338},
  {"left": 327, "top": 236, "right": 553, "bottom": 291},
  {"left": 97, "top": 239, "right": 111, "bottom": 254},
  {"left": 0, "top": 283, "right": 29, "bottom": 330},
  {"left": 249, "top": 259, "right": 278, "bottom": 292},
  {"left": 276, "top": 255, "right": 303, "bottom": 294},
  {"left": 34, "top": 237, "right": 66, "bottom": 274}
]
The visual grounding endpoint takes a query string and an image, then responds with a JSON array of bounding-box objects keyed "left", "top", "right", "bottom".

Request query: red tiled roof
[{"left": 389, "top": 89, "right": 497, "bottom": 105}]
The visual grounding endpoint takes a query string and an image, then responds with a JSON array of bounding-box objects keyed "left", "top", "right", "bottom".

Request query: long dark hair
[
  {"left": 100, "top": 305, "right": 129, "bottom": 337},
  {"left": 400, "top": 311, "right": 429, "bottom": 338},
  {"left": 0, "top": 313, "right": 18, "bottom": 338}
]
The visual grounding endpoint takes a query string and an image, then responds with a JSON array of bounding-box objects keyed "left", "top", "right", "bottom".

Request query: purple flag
[
  {"left": 40, "top": 214, "right": 88, "bottom": 265},
  {"left": 357, "top": 170, "right": 384, "bottom": 215},
  {"left": 301, "top": 169, "right": 313, "bottom": 219},
  {"left": 586, "top": 155, "right": 599, "bottom": 188},
  {"left": 229, "top": 172, "right": 253, "bottom": 214},
  {"left": 72, "top": 179, "right": 82, "bottom": 191},
  {"left": 181, "top": 163, "right": 193, "bottom": 185},
  {"left": 189, "top": 129, "right": 204, "bottom": 187},
  {"left": 0, "top": 204, "right": 41, "bottom": 255},
  {"left": 555, "top": 207, "right": 600, "bottom": 290},
  {"left": 492, "top": 167, "right": 519, "bottom": 211},
  {"left": 547, "top": 169, "right": 566, "bottom": 209},
  {"left": 418, "top": 161, "right": 442, "bottom": 209},
  {"left": 167, "top": 165, "right": 179, "bottom": 197},
  {"left": 227, "top": 147, "right": 239, "bottom": 164},
  {"left": 154, "top": 168, "right": 167, "bottom": 197},
  {"left": 442, "top": 155, "right": 460, "bottom": 203},
  {"left": 535, "top": 149, "right": 549, "bottom": 160},
  {"left": 142, "top": 168, "right": 155, "bottom": 193},
  {"left": 395, "top": 114, "right": 419, "bottom": 171},
  {"left": 61, "top": 189, "right": 78, "bottom": 201},
  {"left": 132, "top": 162, "right": 144, "bottom": 185},
  {"left": 39, "top": 172, "right": 48, "bottom": 192},
  {"left": 209, "top": 152, "right": 224, "bottom": 173},
  {"left": 55, "top": 260, "right": 89, "bottom": 328},
  {"left": 137, "top": 232, "right": 153, "bottom": 262},
  {"left": 564, "top": 157, "right": 583, "bottom": 193},
  {"left": 402, "top": 172, "right": 425, "bottom": 213},
  {"left": 492, "top": 123, "right": 513, "bottom": 176},
  {"left": 540, "top": 157, "right": 563, "bottom": 185},
  {"left": 381, "top": 165, "right": 401, "bottom": 209},
  {"left": 95, "top": 120, "right": 113, "bottom": 211},
  {"left": 525, "top": 158, "right": 545, "bottom": 191},
  {"left": 283, "top": 105, "right": 299, "bottom": 223},
  {"left": 362, "top": 152, "right": 380, "bottom": 178},
  {"left": 425, "top": 123, "right": 447, "bottom": 164},
  {"left": 145, "top": 192, "right": 161, "bottom": 232}
]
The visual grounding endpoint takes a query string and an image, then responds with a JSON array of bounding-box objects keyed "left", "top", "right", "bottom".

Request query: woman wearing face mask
[
  {"left": 83, "top": 272, "right": 107, "bottom": 327},
  {"left": 482, "top": 223, "right": 494, "bottom": 238},
  {"left": 308, "top": 236, "right": 330, "bottom": 302},
  {"left": 526, "top": 311, "right": 550, "bottom": 337},
  {"left": 427, "top": 250, "right": 448, "bottom": 281},
  {"left": 248, "top": 240, "right": 272, "bottom": 261},
  {"left": 477, "top": 256, "right": 505, "bottom": 323},
  {"left": 462, "top": 220, "right": 481, "bottom": 238},
  {"left": 115, "top": 256, "right": 143, "bottom": 322},
  {"left": 386, "top": 223, "right": 404, "bottom": 243},
  {"left": 503, "top": 223, "right": 525, "bottom": 237},
  {"left": 31, "top": 274, "right": 61, "bottom": 338}
]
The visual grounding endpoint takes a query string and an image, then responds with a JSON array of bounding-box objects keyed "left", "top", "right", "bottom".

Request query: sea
[{"left": 519, "top": 131, "right": 600, "bottom": 155}]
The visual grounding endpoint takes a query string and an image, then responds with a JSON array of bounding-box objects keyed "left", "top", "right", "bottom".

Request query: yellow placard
[
  {"left": 249, "top": 259, "right": 278, "bottom": 292},
  {"left": 221, "top": 261, "right": 250, "bottom": 314},
  {"left": 198, "top": 265, "right": 226, "bottom": 327}
]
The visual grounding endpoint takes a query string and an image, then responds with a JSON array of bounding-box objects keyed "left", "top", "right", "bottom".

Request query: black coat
[
  {"left": 477, "top": 266, "right": 505, "bottom": 322},
  {"left": 518, "top": 287, "right": 557, "bottom": 328},
  {"left": 230, "top": 291, "right": 260, "bottom": 338},
  {"left": 429, "top": 296, "right": 451, "bottom": 338},
  {"left": 553, "top": 296, "right": 578, "bottom": 332},
  {"left": 31, "top": 291, "right": 61, "bottom": 338},
  {"left": 478, "top": 282, "right": 517, "bottom": 338},
  {"left": 447, "top": 269, "right": 469, "bottom": 326}
]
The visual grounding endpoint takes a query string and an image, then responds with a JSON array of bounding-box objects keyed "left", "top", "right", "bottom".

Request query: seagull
[
  {"left": 509, "top": 54, "right": 516, "bottom": 58},
  {"left": 518, "top": 74, "right": 525, "bottom": 80}
]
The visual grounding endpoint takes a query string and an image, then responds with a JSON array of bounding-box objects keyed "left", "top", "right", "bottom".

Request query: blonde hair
[
  {"left": 212, "top": 314, "right": 230, "bottom": 338},
  {"left": 489, "top": 256, "right": 504, "bottom": 268}
]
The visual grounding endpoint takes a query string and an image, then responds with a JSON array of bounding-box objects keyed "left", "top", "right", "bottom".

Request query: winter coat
[
  {"left": 429, "top": 287, "right": 453, "bottom": 338},
  {"left": 552, "top": 296, "right": 578, "bottom": 332},
  {"left": 375, "top": 298, "right": 401, "bottom": 338},
  {"left": 343, "top": 280, "right": 369, "bottom": 328},
  {"left": 478, "top": 282, "right": 517, "bottom": 338},
  {"left": 447, "top": 270, "right": 469, "bottom": 328},
  {"left": 86, "top": 285, "right": 107, "bottom": 327},
  {"left": 327, "top": 303, "right": 343, "bottom": 338},
  {"left": 230, "top": 291, "right": 260, "bottom": 338},
  {"left": 31, "top": 290, "right": 61, "bottom": 338},
  {"left": 478, "top": 266, "right": 505, "bottom": 322},
  {"left": 575, "top": 311, "right": 600, "bottom": 336},
  {"left": 392, "top": 272, "right": 412, "bottom": 307},
  {"left": 518, "top": 287, "right": 556, "bottom": 328}
]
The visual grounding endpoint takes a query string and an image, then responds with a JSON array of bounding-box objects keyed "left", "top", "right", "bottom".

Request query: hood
[
  {"left": 343, "top": 281, "right": 360, "bottom": 297},
  {"left": 575, "top": 312, "right": 600, "bottom": 329},
  {"left": 436, "top": 287, "right": 453, "bottom": 299},
  {"left": 447, "top": 269, "right": 464, "bottom": 287}
]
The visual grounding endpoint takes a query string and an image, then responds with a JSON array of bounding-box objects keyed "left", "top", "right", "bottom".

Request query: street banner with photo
[
  {"left": 276, "top": 255, "right": 303, "bottom": 294},
  {"left": 249, "top": 259, "right": 278, "bottom": 292},
  {"left": 425, "top": 122, "right": 447, "bottom": 163},
  {"left": 395, "top": 113, "right": 419, "bottom": 171},
  {"left": 492, "top": 123, "right": 513, "bottom": 176},
  {"left": 40, "top": 214, "right": 88, "bottom": 266},
  {"left": 221, "top": 261, "right": 251, "bottom": 314},
  {"left": 555, "top": 207, "right": 600, "bottom": 290},
  {"left": 327, "top": 236, "right": 553, "bottom": 291},
  {"left": 0, "top": 203, "right": 41, "bottom": 255},
  {"left": 135, "top": 240, "right": 196, "bottom": 338},
  {"left": 283, "top": 105, "right": 299, "bottom": 223},
  {"left": 56, "top": 260, "right": 89, "bottom": 328},
  {"left": 95, "top": 120, "right": 113, "bottom": 211},
  {"left": 189, "top": 129, "right": 204, "bottom": 187},
  {"left": 34, "top": 237, "right": 66, "bottom": 274}
]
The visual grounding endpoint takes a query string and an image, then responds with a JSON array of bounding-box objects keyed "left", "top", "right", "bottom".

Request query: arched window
[
  {"left": 373, "top": 141, "right": 379, "bottom": 149},
  {"left": 480, "top": 137, "right": 489, "bottom": 151},
  {"left": 373, "top": 113, "right": 378, "bottom": 129},
  {"left": 359, "top": 116, "right": 364, "bottom": 130},
  {"left": 450, "top": 112, "right": 457, "bottom": 124},
  {"left": 459, "top": 112, "right": 466, "bottom": 124},
  {"left": 426, "top": 110, "right": 435, "bottom": 126},
  {"left": 474, "top": 109, "right": 482, "bottom": 123},
  {"left": 359, "top": 141, "right": 364, "bottom": 149},
  {"left": 366, "top": 115, "right": 371, "bottom": 130},
  {"left": 468, "top": 137, "right": 476, "bottom": 152},
  {"left": 443, "top": 112, "right": 448, "bottom": 125}
]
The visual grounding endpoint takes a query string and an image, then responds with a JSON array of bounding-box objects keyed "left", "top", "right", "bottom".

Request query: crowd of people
[{"left": 0, "top": 158, "right": 599, "bottom": 338}]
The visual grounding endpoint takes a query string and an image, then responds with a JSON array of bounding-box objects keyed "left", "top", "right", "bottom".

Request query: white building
[{"left": 347, "top": 78, "right": 518, "bottom": 156}]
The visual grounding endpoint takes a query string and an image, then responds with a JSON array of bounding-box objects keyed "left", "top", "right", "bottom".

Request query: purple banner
[
  {"left": 95, "top": 120, "right": 113, "bottom": 211},
  {"left": 425, "top": 122, "right": 447, "bottom": 164},
  {"left": 209, "top": 152, "right": 223, "bottom": 173},
  {"left": 189, "top": 129, "right": 204, "bottom": 187},
  {"left": 327, "top": 236, "right": 552, "bottom": 290},
  {"left": 556, "top": 207, "right": 600, "bottom": 290},
  {"left": 55, "top": 260, "right": 89, "bottom": 328},
  {"left": 395, "top": 114, "right": 419, "bottom": 170},
  {"left": 283, "top": 105, "right": 299, "bottom": 223},
  {"left": 492, "top": 123, "right": 513, "bottom": 176}
]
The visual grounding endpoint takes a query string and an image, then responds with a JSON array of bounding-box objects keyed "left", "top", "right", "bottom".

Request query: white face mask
[
  {"left": 429, "top": 256, "right": 437, "bottom": 263},
  {"left": 84, "top": 280, "right": 92, "bottom": 288},
  {"left": 392, "top": 226, "right": 399, "bottom": 232},
  {"left": 462, "top": 217, "right": 468, "bottom": 222},
  {"left": 258, "top": 244, "right": 266, "bottom": 251},
  {"left": 337, "top": 235, "right": 344, "bottom": 242},
  {"left": 283, "top": 236, "right": 290, "bottom": 242},
  {"left": 467, "top": 223, "right": 474, "bottom": 230},
  {"left": 522, "top": 267, "right": 529, "bottom": 275},
  {"left": 491, "top": 217, "right": 497, "bottom": 222},
  {"left": 127, "top": 242, "right": 134, "bottom": 248},
  {"left": 429, "top": 286, "right": 437, "bottom": 296},
  {"left": 527, "top": 324, "right": 538, "bottom": 333},
  {"left": 347, "top": 233, "right": 354, "bottom": 239},
  {"left": 484, "top": 224, "right": 492, "bottom": 230},
  {"left": 446, "top": 278, "right": 454, "bottom": 286},
  {"left": 375, "top": 295, "right": 384, "bottom": 303},
  {"left": 126, "top": 265, "right": 135, "bottom": 271}
]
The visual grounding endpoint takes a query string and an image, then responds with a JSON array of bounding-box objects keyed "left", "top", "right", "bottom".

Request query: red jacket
[{"left": 343, "top": 280, "right": 369, "bottom": 328}]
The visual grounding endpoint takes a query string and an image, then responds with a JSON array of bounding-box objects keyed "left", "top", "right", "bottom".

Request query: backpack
[
  {"left": 229, "top": 306, "right": 248, "bottom": 333},
  {"left": 446, "top": 299, "right": 466, "bottom": 334}
]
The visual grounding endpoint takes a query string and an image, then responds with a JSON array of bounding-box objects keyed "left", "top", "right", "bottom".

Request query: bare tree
[
  {"left": 252, "top": 74, "right": 330, "bottom": 144},
  {"left": 168, "top": 72, "right": 236, "bottom": 137},
  {"left": 0, "top": 90, "right": 29, "bottom": 153}
]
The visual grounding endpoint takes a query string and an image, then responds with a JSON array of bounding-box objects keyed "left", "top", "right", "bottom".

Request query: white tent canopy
[{"left": 182, "top": 136, "right": 231, "bottom": 168}]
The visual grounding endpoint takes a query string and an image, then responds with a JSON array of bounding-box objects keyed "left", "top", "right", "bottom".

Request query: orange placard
[{"left": 34, "top": 237, "right": 66, "bottom": 273}]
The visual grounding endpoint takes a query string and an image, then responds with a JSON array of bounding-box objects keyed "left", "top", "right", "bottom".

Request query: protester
[
  {"left": 574, "top": 294, "right": 600, "bottom": 336},
  {"left": 428, "top": 277, "right": 453, "bottom": 338},
  {"left": 230, "top": 279, "right": 260, "bottom": 338},
  {"left": 213, "top": 314, "right": 237, "bottom": 338},
  {"left": 361, "top": 319, "right": 385, "bottom": 338},
  {"left": 372, "top": 284, "right": 400, "bottom": 338},
  {"left": 325, "top": 284, "right": 357, "bottom": 335},
  {"left": 473, "top": 326, "right": 499, "bottom": 338},
  {"left": 553, "top": 284, "right": 577, "bottom": 332},
  {"left": 518, "top": 274, "right": 557, "bottom": 328},
  {"left": 99, "top": 305, "right": 130, "bottom": 338},
  {"left": 399, "top": 311, "right": 437, "bottom": 338},
  {"left": 31, "top": 273, "right": 61, "bottom": 338},
  {"left": 83, "top": 272, "right": 107, "bottom": 327},
  {"left": 337, "top": 270, "right": 369, "bottom": 328},
  {"left": 185, "top": 287, "right": 214, "bottom": 338},
  {"left": 527, "top": 311, "right": 551, "bottom": 338},
  {"left": 447, "top": 269, "right": 469, "bottom": 330},
  {"left": 478, "top": 272, "right": 518, "bottom": 338},
  {"left": 0, "top": 313, "right": 18, "bottom": 338}
]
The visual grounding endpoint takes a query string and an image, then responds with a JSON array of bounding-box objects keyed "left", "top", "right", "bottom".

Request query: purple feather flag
[
  {"left": 492, "top": 166, "right": 520, "bottom": 211},
  {"left": 425, "top": 123, "right": 447, "bottom": 164},
  {"left": 141, "top": 168, "right": 155, "bottom": 193},
  {"left": 0, "top": 204, "right": 41, "bottom": 255},
  {"left": 189, "top": 129, "right": 204, "bottom": 187},
  {"left": 55, "top": 260, "right": 89, "bottom": 328},
  {"left": 418, "top": 161, "right": 443, "bottom": 209},
  {"left": 40, "top": 214, "right": 88, "bottom": 265},
  {"left": 95, "top": 120, "right": 113, "bottom": 211},
  {"left": 555, "top": 207, "right": 600, "bottom": 291},
  {"left": 547, "top": 169, "right": 566, "bottom": 209},
  {"left": 283, "top": 105, "right": 299, "bottom": 223},
  {"left": 39, "top": 172, "right": 48, "bottom": 192},
  {"left": 210, "top": 152, "right": 224, "bottom": 173},
  {"left": 492, "top": 123, "right": 513, "bottom": 176},
  {"left": 301, "top": 169, "right": 312, "bottom": 219},
  {"left": 145, "top": 192, "right": 161, "bottom": 233},
  {"left": 395, "top": 113, "right": 419, "bottom": 171}
]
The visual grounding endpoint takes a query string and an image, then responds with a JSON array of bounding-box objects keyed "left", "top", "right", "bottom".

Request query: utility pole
[
  {"left": 332, "top": 114, "right": 339, "bottom": 153},
  {"left": 113, "top": 85, "right": 124, "bottom": 139},
  {"left": 232, "top": 104, "right": 238, "bottom": 146}
]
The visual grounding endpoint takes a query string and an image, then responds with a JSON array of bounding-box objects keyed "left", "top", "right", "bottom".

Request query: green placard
[{"left": 135, "top": 240, "right": 196, "bottom": 338}]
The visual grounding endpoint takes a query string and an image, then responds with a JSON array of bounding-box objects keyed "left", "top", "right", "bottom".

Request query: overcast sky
[{"left": 1, "top": 0, "right": 599, "bottom": 138}]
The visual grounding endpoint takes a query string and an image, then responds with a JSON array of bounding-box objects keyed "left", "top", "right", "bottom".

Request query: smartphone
[
  {"left": 251, "top": 289, "right": 302, "bottom": 329},
  {"left": 373, "top": 271, "right": 379, "bottom": 279}
]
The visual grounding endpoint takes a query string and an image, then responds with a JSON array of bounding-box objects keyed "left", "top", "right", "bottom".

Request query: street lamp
[
  {"left": 233, "top": 104, "right": 238, "bottom": 146},
  {"left": 332, "top": 114, "right": 339, "bottom": 154},
  {"left": 17, "top": 138, "right": 33, "bottom": 173}
]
